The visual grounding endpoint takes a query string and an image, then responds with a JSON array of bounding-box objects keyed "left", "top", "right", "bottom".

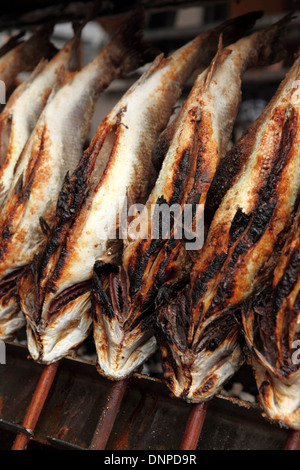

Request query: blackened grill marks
[
  {"left": 169, "top": 147, "right": 192, "bottom": 206},
  {"left": 127, "top": 237, "right": 165, "bottom": 300},
  {"left": 247, "top": 200, "right": 278, "bottom": 244},
  {"left": 203, "top": 106, "right": 297, "bottom": 318},
  {"left": 229, "top": 208, "right": 251, "bottom": 246},
  {"left": 205, "top": 137, "right": 252, "bottom": 225},
  {"left": 47, "top": 278, "right": 92, "bottom": 320},
  {"left": 273, "top": 246, "right": 300, "bottom": 318},
  {"left": 258, "top": 106, "right": 296, "bottom": 204},
  {"left": 92, "top": 270, "right": 115, "bottom": 320},
  {"left": 127, "top": 131, "right": 193, "bottom": 301},
  {"left": 191, "top": 252, "right": 227, "bottom": 306},
  {"left": 36, "top": 130, "right": 109, "bottom": 287},
  {"left": 199, "top": 313, "right": 237, "bottom": 352}
]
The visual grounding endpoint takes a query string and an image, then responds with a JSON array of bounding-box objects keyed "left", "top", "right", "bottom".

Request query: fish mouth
[
  {"left": 249, "top": 357, "right": 300, "bottom": 430},
  {"left": 26, "top": 290, "right": 92, "bottom": 364},
  {"left": 92, "top": 263, "right": 157, "bottom": 380},
  {"left": 18, "top": 270, "right": 93, "bottom": 364},
  {"left": 155, "top": 285, "right": 243, "bottom": 402}
]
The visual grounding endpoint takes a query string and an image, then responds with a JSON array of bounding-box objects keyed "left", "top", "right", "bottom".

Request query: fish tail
[
  {"left": 214, "top": 10, "right": 263, "bottom": 46},
  {"left": 20, "top": 22, "right": 57, "bottom": 71},
  {"left": 250, "top": 12, "right": 294, "bottom": 66},
  {"left": 109, "top": 9, "right": 158, "bottom": 74}
]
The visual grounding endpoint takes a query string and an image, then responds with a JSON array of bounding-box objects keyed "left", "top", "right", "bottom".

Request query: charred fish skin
[
  {"left": 19, "top": 11, "right": 263, "bottom": 367},
  {"left": 116, "top": 15, "right": 292, "bottom": 384},
  {"left": 242, "top": 205, "right": 300, "bottom": 429},
  {"left": 0, "top": 23, "right": 57, "bottom": 94},
  {"left": 156, "top": 46, "right": 300, "bottom": 403},
  {"left": 0, "top": 27, "right": 82, "bottom": 206},
  {"left": 2, "top": 10, "right": 154, "bottom": 345},
  {"left": 91, "top": 13, "right": 292, "bottom": 381}
]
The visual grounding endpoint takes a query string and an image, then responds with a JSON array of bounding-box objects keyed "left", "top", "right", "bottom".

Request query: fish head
[
  {"left": 92, "top": 260, "right": 157, "bottom": 380},
  {"left": 18, "top": 263, "right": 92, "bottom": 364},
  {"left": 155, "top": 282, "right": 243, "bottom": 402}
]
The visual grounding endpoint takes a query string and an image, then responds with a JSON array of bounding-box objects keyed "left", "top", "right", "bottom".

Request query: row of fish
[{"left": 0, "top": 9, "right": 299, "bottom": 430}]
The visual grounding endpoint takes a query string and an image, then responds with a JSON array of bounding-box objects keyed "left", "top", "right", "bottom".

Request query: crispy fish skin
[
  {"left": 0, "top": 23, "right": 56, "bottom": 93},
  {"left": 1, "top": 11, "right": 153, "bottom": 341},
  {"left": 114, "top": 16, "right": 291, "bottom": 382},
  {"left": 242, "top": 206, "right": 300, "bottom": 429},
  {"left": 18, "top": 11, "right": 262, "bottom": 366},
  {"left": 0, "top": 29, "right": 82, "bottom": 206},
  {"left": 156, "top": 49, "right": 300, "bottom": 403}
]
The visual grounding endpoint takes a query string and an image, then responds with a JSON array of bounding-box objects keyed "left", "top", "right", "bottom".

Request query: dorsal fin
[{"left": 203, "top": 35, "right": 230, "bottom": 92}]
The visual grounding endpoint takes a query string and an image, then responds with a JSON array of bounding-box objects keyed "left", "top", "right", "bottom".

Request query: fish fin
[
  {"left": 252, "top": 12, "right": 295, "bottom": 66},
  {"left": 110, "top": 9, "right": 159, "bottom": 75},
  {"left": 203, "top": 35, "right": 230, "bottom": 92},
  {"left": 20, "top": 22, "right": 57, "bottom": 72},
  {"left": 215, "top": 10, "right": 263, "bottom": 46}
]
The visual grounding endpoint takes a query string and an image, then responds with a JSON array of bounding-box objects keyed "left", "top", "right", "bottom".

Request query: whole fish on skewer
[
  {"left": 156, "top": 48, "right": 300, "bottom": 403},
  {"left": 242, "top": 204, "right": 300, "bottom": 430},
  {"left": 17, "top": 11, "right": 262, "bottom": 364},
  {"left": 0, "top": 25, "right": 82, "bottom": 207},
  {"left": 91, "top": 14, "right": 290, "bottom": 381},
  {"left": 0, "top": 10, "right": 154, "bottom": 340},
  {"left": 0, "top": 23, "right": 56, "bottom": 94}
]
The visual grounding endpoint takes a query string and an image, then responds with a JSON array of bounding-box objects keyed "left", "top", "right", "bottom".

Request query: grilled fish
[
  {"left": 156, "top": 44, "right": 300, "bottom": 403},
  {"left": 18, "top": 11, "right": 262, "bottom": 365},
  {"left": 242, "top": 204, "right": 300, "bottom": 429},
  {"left": 0, "top": 10, "right": 153, "bottom": 341},
  {"left": 91, "top": 14, "right": 290, "bottom": 381},
  {"left": 0, "top": 23, "right": 56, "bottom": 94},
  {"left": 0, "top": 27, "right": 82, "bottom": 206}
]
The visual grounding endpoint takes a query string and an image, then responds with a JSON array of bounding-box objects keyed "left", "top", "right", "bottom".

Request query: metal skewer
[
  {"left": 12, "top": 361, "right": 59, "bottom": 450},
  {"left": 179, "top": 401, "right": 209, "bottom": 450},
  {"left": 89, "top": 378, "right": 129, "bottom": 450}
]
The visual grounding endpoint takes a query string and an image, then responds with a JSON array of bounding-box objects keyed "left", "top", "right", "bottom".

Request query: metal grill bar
[
  {"left": 11, "top": 362, "right": 59, "bottom": 450},
  {"left": 179, "top": 402, "right": 209, "bottom": 450},
  {"left": 1, "top": 343, "right": 296, "bottom": 450},
  {"left": 89, "top": 378, "right": 129, "bottom": 450},
  {"left": 284, "top": 431, "right": 300, "bottom": 450}
]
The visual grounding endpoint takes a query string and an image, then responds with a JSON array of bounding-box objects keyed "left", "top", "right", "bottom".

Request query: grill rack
[{"left": 0, "top": 342, "right": 299, "bottom": 451}]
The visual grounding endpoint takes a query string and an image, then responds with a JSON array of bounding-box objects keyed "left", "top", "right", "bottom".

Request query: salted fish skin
[
  {"left": 0, "top": 23, "right": 57, "bottom": 93},
  {"left": 91, "top": 14, "right": 288, "bottom": 380},
  {"left": 115, "top": 14, "right": 292, "bottom": 383},
  {"left": 0, "top": 28, "right": 82, "bottom": 206},
  {"left": 0, "top": 9, "right": 152, "bottom": 277},
  {"left": 156, "top": 47, "right": 300, "bottom": 403},
  {"left": 17, "top": 11, "right": 263, "bottom": 366},
  {"left": 1, "top": 10, "right": 153, "bottom": 343},
  {"left": 242, "top": 206, "right": 300, "bottom": 429}
]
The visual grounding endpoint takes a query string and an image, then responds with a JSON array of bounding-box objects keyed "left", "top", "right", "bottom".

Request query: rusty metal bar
[
  {"left": 284, "top": 430, "right": 300, "bottom": 450},
  {"left": 11, "top": 362, "right": 59, "bottom": 450},
  {"left": 89, "top": 378, "right": 129, "bottom": 450},
  {"left": 179, "top": 401, "right": 209, "bottom": 450}
]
